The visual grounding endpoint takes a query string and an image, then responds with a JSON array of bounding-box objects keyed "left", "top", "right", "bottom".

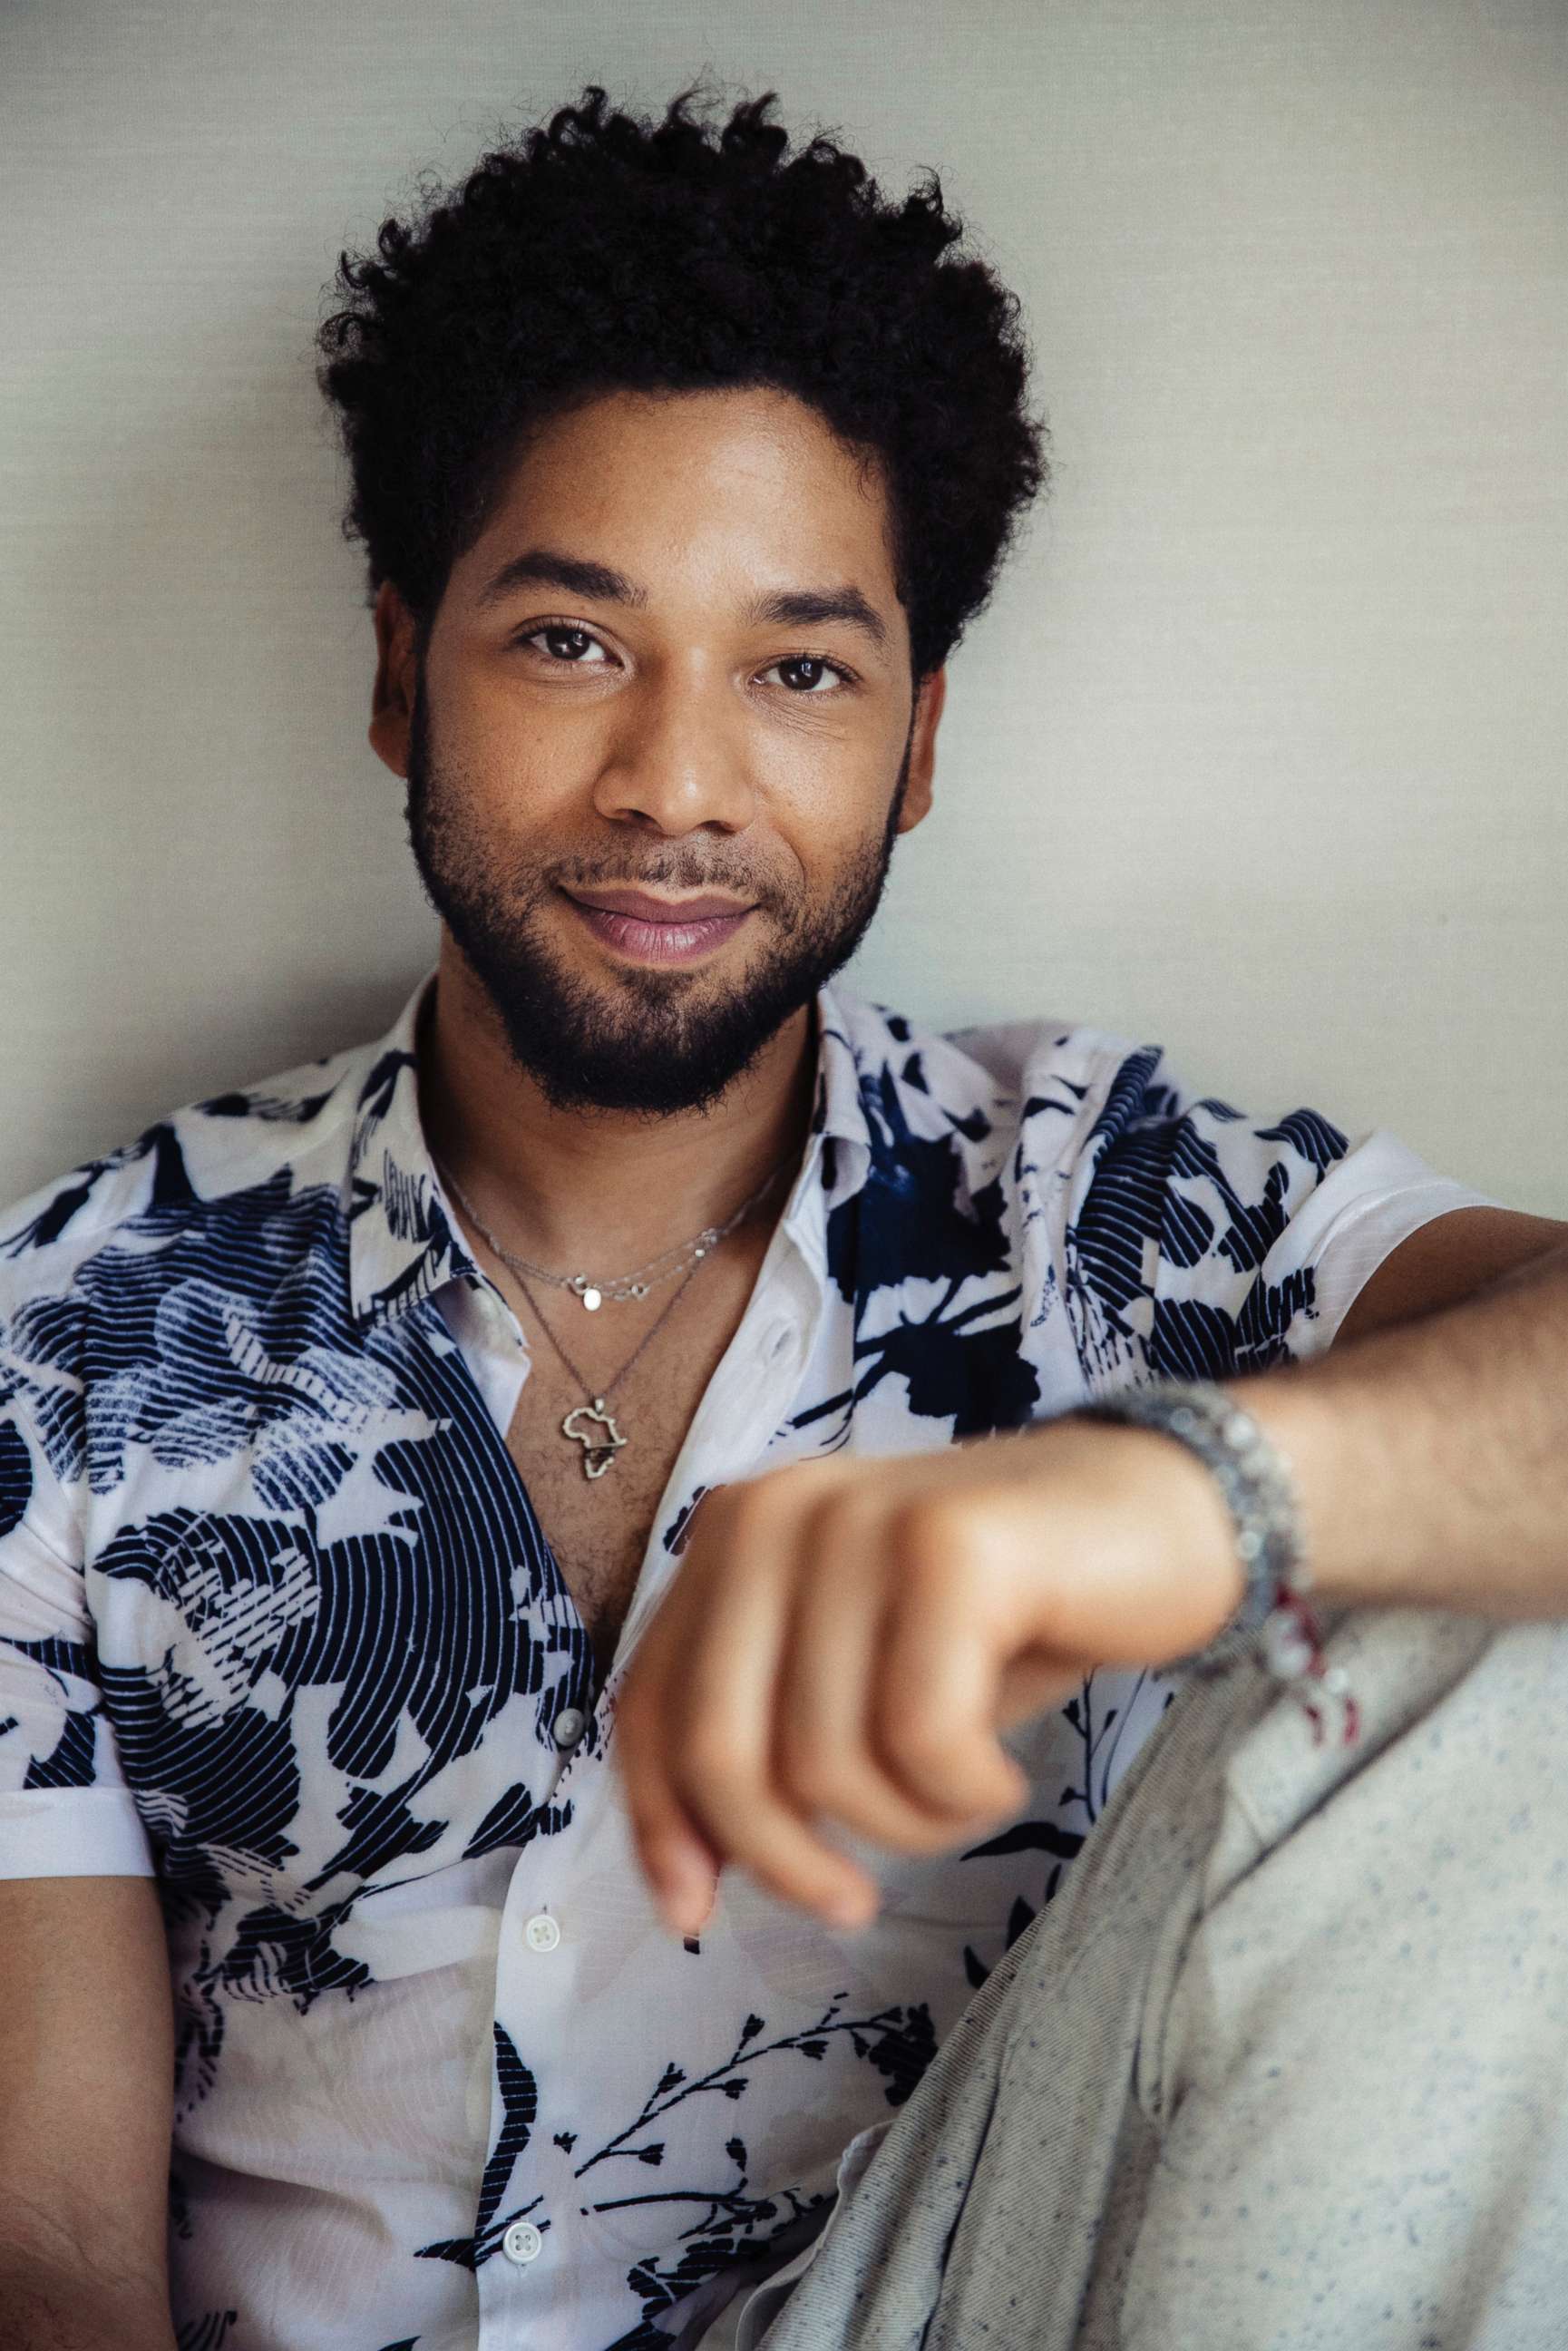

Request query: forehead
[{"left": 453, "top": 383, "right": 901, "bottom": 608}]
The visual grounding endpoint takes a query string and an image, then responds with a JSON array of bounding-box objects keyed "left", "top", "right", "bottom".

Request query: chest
[
  {"left": 90, "top": 1137, "right": 1070, "bottom": 1810},
  {"left": 499, "top": 1242, "right": 774, "bottom": 1673},
  {"left": 502, "top": 1361, "right": 692, "bottom": 1676}
]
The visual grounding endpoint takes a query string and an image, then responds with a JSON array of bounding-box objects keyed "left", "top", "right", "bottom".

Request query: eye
[
  {"left": 515, "top": 621, "right": 614, "bottom": 667},
  {"left": 759, "top": 654, "right": 855, "bottom": 696}
]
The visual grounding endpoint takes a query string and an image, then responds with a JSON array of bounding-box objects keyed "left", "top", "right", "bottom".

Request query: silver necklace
[
  {"left": 434, "top": 1154, "right": 793, "bottom": 1478},
  {"left": 510, "top": 1256, "right": 705, "bottom": 1477},
  {"left": 435, "top": 1155, "right": 789, "bottom": 1312}
]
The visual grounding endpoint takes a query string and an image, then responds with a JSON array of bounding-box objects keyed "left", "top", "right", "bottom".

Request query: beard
[{"left": 404, "top": 671, "right": 911, "bottom": 1117}]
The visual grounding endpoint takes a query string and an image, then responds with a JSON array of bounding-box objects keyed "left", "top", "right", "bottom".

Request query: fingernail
[
  {"left": 653, "top": 1863, "right": 716, "bottom": 1939},
  {"left": 657, "top": 1887, "right": 697, "bottom": 1936}
]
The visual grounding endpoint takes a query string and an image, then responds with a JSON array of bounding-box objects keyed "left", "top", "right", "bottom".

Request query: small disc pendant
[{"left": 581, "top": 1285, "right": 602, "bottom": 1312}]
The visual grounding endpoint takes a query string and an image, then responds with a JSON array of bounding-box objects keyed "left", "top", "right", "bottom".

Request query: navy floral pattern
[{"left": 0, "top": 971, "right": 1480, "bottom": 2351}]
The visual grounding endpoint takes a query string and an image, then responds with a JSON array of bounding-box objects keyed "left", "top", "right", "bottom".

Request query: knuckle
[
  {"left": 676, "top": 1723, "right": 755, "bottom": 1795},
  {"left": 813, "top": 1480, "right": 877, "bottom": 1536},
  {"left": 836, "top": 1773, "right": 962, "bottom": 1850},
  {"left": 716, "top": 1477, "right": 802, "bottom": 1556},
  {"left": 889, "top": 1495, "right": 970, "bottom": 1580},
  {"left": 720, "top": 1478, "right": 774, "bottom": 1531},
  {"left": 893, "top": 1496, "right": 1016, "bottom": 1615},
  {"left": 879, "top": 1706, "right": 957, "bottom": 1790},
  {"left": 777, "top": 1732, "right": 844, "bottom": 1814},
  {"left": 873, "top": 1803, "right": 974, "bottom": 1854},
  {"left": 749, "top": 1855, "right": 828, "bottom": 1913},
  {"left": 745, "top": 1457, "right": 823, "bottom": 1514}
]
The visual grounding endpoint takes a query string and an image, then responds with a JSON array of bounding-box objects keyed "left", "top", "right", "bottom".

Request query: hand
[{"left": 613, "top": 1415, "right": 1243, "bottom": 1936}]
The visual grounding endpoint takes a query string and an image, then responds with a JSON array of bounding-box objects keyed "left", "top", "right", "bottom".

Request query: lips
[
  {"left": 567, "top": 886, "right": 755, "bottom": 922},
  {"left": 560, "top": 886, "right": 755, "bottom": 968}
]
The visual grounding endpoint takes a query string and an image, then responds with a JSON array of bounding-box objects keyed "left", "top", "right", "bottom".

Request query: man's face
[{"left": 372, "top": 384, "right": 944, "bottom": 1116}]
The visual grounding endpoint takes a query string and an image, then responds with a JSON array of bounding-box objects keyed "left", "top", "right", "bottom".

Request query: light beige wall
[{"left": 4, "top": 0, "right": 1563, "bottom": 1211}]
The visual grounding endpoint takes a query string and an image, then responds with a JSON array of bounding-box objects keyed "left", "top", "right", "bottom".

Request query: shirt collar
[
  {"left": 799, "top": 975, "right": 877, "bottom": 1205},
  {"left": 346, "top": 970, "right": 480, "bottom": 1330},
  {"left": 346, "top": 966, "right": 882, "bottom": 1332}
]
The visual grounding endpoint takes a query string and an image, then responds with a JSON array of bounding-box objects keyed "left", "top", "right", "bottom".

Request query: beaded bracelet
[{"left": 1079, "top": 1379, "right": 1359, "bottom": 1748}]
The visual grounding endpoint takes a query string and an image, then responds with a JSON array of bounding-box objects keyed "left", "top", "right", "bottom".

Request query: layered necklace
[{"left": 434, "top": 1152, "right": 794, "bottom": 1479}]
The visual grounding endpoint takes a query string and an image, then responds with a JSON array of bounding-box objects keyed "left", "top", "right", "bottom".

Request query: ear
[
  {"left": 368, "top": 580, "right": 420, "bottom": 777},
  {"left": 894, "top": 665, "right": 947, "bottom": 834}
]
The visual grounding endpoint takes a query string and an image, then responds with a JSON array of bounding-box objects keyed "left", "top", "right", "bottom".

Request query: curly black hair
[{"left": 317, "top": 79, "right": 1048, "bottom": 684}]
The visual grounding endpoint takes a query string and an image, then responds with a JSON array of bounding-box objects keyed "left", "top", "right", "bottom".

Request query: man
[{"left": 0, "top": 78, "right": 1562, "bottom": 2351}]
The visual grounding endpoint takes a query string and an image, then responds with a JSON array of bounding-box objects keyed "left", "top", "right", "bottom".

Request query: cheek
[
  {"left": 762, "top": 751, "right": 894, "bottom": 874},
  {"left": 441, "top": 697, "right": 595, "bottom": 834}
]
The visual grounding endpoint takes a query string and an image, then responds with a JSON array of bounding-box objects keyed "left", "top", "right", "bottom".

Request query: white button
[
  {"left": 502, "top": 2219, "right": 543, "bottom": 2264},
  {"left": 524, "top": 1912, "right": 561, "bottom": 1953},
  {"left": 552, "top": 1707, "right": 586, "bottom": 1748}
]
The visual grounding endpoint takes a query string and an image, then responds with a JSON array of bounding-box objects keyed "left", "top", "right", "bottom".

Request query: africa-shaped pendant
[{"left": 562, "top": 1398, "right": 628, "bottom": 1479}]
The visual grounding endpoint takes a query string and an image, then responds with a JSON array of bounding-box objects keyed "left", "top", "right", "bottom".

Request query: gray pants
[{"left": 740, "top": 1610, "right": 1568, "bottom": 2349}]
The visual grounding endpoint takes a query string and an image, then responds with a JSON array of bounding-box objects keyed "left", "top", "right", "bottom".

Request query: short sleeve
[
  {"left": 0, "top": 1393, "right": 155, "bottom": 1878},
  {"left": 1064, "top": 1044, "right": 1499, "bottom": 1388}
]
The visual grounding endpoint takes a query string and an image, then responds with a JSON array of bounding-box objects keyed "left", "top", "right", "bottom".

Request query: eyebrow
[
  {"left": 474, "top": 545, "right": 891, "bottom": 657},
  {"left": 752, "top": 583, "right": 890, "bottom": 657}
]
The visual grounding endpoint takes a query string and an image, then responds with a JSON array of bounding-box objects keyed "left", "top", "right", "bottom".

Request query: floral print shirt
[{"left": 0, "top": 969, "right": 1487, "bottom": 2351}]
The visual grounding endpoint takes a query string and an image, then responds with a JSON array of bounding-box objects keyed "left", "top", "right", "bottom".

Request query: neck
[{"left": 415, "top": 933, "right": 818, "bottom": 1270}]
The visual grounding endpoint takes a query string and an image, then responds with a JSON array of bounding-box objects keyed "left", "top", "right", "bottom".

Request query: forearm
[
  {"left": 0, "top": 2257, "right": 175, "bottom": 2351},
  {"left": 1230, "top": 1240, "right": 1568, "bottom": 1618},
  {"left": 617, "top": 1232, "right": 1568, "bottom": 1935}
]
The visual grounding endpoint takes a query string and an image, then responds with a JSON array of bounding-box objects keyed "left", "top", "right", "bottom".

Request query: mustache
[{"left": 548, "top": 855, "right": 793, "bottom": 915}]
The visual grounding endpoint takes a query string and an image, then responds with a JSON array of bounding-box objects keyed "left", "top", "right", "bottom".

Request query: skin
[
  {"left": 366, "top": 377, "right": 1568, "bottom": 1947},
  {"left": 7, "top": 339, "right": 1559, "bottom": 2351},
  {"left": 615, "top": 1215, "right": 1568, "bottom": 1936},
  {"left": 5, "top": 385, "right": 951, "bottom": 2351},
  {"left": 369, "top": 381, "right": 945, "bottom": 1265}
]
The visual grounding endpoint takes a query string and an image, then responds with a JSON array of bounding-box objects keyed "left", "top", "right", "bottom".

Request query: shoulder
[
  {"left": 930, "top": 1004, "right": 1351, "bottom": 1195},
  {"left": 829, "top": 983, "right": 1193, "bottom": 1163},
  {"left": 826, "top": 982, "right": 1357, "bottom": 1175},
  {"left": 830, "top": 987, "right": 1375, "bottom": 1377},
  {"left": 0, "top": 1030, "right": 381, "bottom": 1322}
]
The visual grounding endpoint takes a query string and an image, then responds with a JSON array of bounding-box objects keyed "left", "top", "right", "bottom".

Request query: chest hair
[{"left": 498, "top": 1234, "right": 774, "bottom": 1677}]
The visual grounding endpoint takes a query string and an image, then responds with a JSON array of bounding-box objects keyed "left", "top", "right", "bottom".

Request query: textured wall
[{"left": 4, "top": 0, "right": 1564, "bottom": 1209}]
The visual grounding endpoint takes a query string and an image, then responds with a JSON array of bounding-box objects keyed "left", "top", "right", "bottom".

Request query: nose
[{"left": 590, "top": 662, "right": 758, "bottom": 837}]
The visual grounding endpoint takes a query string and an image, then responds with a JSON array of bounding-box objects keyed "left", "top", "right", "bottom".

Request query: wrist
[
  {"left": 1076, "top": 1380, "right": 1305, "bottom": 1655},
  {"left": 1224, "top": 1365, "right": 1368, "bottom": 1610},
  {"left": 1073, "top": 1378, "right": 1357, "bottom": 1731},
  {"left": 1014, "top": 1411, "right": 1246, "bottom": 1666},
  {"left": 1125, "top": 1421, "right": 1251, "bottom": 1647}
]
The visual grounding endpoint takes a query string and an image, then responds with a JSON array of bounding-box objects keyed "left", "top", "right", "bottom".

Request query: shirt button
[
  {"left": 502, "top": 2219, "right": 543, "bottom": 2265},
  {"left": 552, "top": 1707, "right": 586, "bottom": 1748},
  {"left": 524, "top": 1912, "right": 561, "bottom": 1953}
]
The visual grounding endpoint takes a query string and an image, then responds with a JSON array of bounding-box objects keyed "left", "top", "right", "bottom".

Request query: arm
[
  {"left": 614, "top": 1205, "right": 1568, "bottom": 1934},
  {"left": 1235, "top": 1206, "right": 1568, "bottom": 1618},
  {"left": 0, "top": 1877, "right": 178, "bottom": 2351}
]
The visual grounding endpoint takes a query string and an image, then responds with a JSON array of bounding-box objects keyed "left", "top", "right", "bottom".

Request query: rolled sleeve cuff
[
  {"left": 0, "top": 1787, "right": 157, "bottom": 1878},
  {"left": 1261, "top": 1132, "right": 1501, "bottom": 1361}
]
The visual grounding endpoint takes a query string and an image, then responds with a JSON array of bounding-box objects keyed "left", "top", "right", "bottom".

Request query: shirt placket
[
  {"left": 472, "top": 1701, "right": 593, "bottom": 2338},
  {"left": 469, "top": 1227, "right": 828, "bottom": 2343}
]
